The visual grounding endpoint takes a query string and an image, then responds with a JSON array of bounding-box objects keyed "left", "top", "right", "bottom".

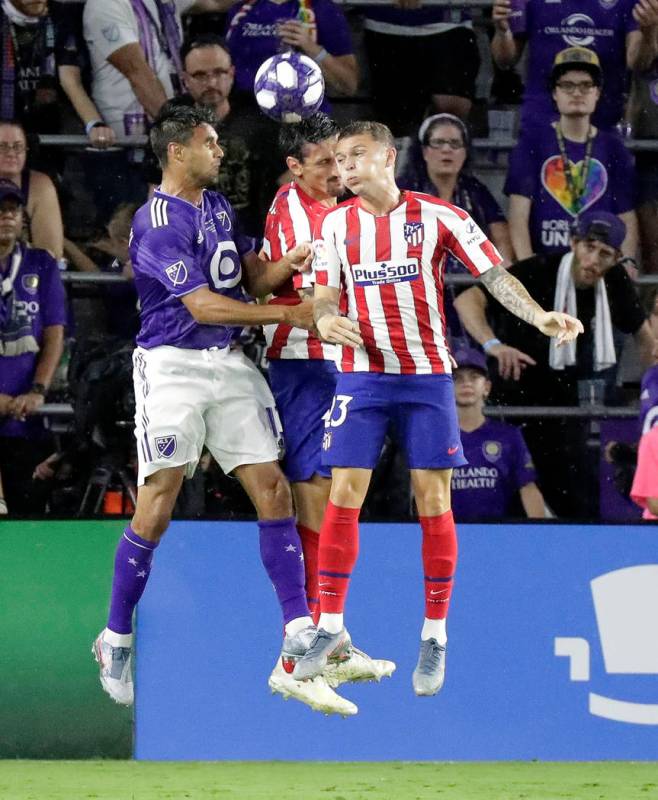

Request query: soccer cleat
[
  {"left": 279, "top": 624, "right": 318, "bottom": 674},
  {"left": 412, "top": 638, "right": 446, "bottom": 697},
  {"left": 324, "top": 645, "right": 397, "bottom": 689},
  {"left": 268, "top": 658, "right": 357, "bottom": 717},
  {"left": 292, "top": 627, "right": 352, "bottom": 682},
  {"left": 92, "top": 630, "right": 134, "bottom": 706}
]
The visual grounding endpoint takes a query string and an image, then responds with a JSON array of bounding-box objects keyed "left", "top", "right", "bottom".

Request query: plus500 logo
[{"left": 352, "top": 258, "right": 419, "bottom": 287}]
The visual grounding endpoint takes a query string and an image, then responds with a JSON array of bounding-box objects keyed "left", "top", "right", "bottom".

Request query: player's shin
[
  {"left": 297, "top": 524, "right": 320, "bottom": 625},
  {"left": 420, "top": 511, "right": 457, "bottom": 644},
  {"left": 317, "top": 501, "right": 360, "bottom": 634},
  {"left": 258, "top": 517, "right": 313, "bottom": 633},
  {"left": 107, "top": 525, "right": 158, "bottom": 637}
]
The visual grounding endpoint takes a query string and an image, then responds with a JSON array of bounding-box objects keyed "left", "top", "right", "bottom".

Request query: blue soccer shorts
[
  {"left": 320, "top": 372, "right": 466, "bottom": 470},
  {"left": 268, "top": 358, "right": 338, "bottom": 482}
]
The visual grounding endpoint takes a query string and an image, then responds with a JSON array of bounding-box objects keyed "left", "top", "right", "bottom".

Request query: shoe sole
[
  {"left": 268, "top": 674, "right": 357, "bottom": 717},
  {"left": 325, "top": 658, "right": 397, "bottom": 689},
  {"left": 91, "top": 638, "right": 134, "bottom": 707}
]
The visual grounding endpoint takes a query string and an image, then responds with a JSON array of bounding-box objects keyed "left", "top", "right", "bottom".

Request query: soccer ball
[{"left": 254, "top": 51, "right": 325, "bottom": 123}]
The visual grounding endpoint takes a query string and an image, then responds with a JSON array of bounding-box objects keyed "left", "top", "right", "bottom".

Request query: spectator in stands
[
  {"left": 224, "top": 0, "right": 358, "bottom": 104},
  {"left": 399, "top": 113, "right": 513, "bottom": 349},
  {"left": 491, "top": 0, "right": 658, "bottom": 131},
  {"left": 454, "top": 211, "right": 657, "bottom": 517},
  {"left": 178, "top": 35, "right": 275, "bottom": 234},
  {"left": 506, "top": 48, "right": 638, "bottom": 260},
  {"left": 360, "top": 3, "right": 479, "bottom": 137},
  {"left": 631, "top": 423, "right": 658, "bottom": 519},
  {"left": 451, "top": 347, "right": 546, "bottom": 522},
  {"left": 0, "top": 120, "right": 63, "bottom": 259},
  {"left": 0, "top": 178, "right": 66, "bottom": 513}
]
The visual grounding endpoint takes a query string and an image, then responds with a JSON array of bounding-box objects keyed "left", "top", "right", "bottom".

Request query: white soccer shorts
[{"left": 133, "top": 345, "right": 283, "bottom": 485}]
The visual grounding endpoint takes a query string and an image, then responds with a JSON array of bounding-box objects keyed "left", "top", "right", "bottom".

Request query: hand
[
  {"left": 633, "top": 0, "right": 658, "bottom": 29},
  {"left": 88, "top": 125, "right": 116, "bottom": 149},
  {"left": 277, "top": 20, "right": 319, "bottom": 55},
  {"left": 492, "top": 0, "right": 512, "bottom": 32},
  {"left": 488, "top": 342, "right": 536, "bottom": 380},
  {"left": 9, "top": 392, "right": 44, "bottom": 420},
  {"left": 284, "top": 300, "right": 316, "bottom": 332},
  {"left": 0, "top": 393, "right": 13, "bottom": 415},
  {"left": 286, "top": 242, "right": 313, "bottom": 274},
  {"left": 535, "top": 311, "right": 584, "bottom": 345},
  {"left": 317, "top": 314, "right": 364, "bottom": 347},
  {"left": 33, "top": 452, "right": 61, "bottom": 480}
]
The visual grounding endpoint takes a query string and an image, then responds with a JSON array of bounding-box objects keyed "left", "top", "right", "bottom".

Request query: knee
[
  {"left": 415, "top": 480, "right": 452, "bottom": 517},
  {"left": 256, "top": 472, "right": 293, "bottom": 519},
  {"left": 330, "top": 477, "right": 366, "bottom": 509}
]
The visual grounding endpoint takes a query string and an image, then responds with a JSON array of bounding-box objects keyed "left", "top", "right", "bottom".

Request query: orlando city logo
[
  {"left": 403, "top": 222, "right": 424, "bottom": 246},
  {"left": 155, "top": 435, "right": 177, "bottom": 458}
]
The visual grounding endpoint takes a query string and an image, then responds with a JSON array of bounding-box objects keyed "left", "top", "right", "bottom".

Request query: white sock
[
  {"left": 104, "top": 628, "right": 133, "bottom": 648},
  {"left": 421, "top": 618, "right": 446, "bottom": 645},
  {"left": 319, "top": 612, "right": 343, "bottom": 634},
  {"left": 284, "top": 615, "right": 314, "bottom": 637}
]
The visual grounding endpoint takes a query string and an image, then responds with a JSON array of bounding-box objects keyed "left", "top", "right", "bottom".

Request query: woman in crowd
[{"left": 0, "top": 120, "right": 64, "bottom": 260}]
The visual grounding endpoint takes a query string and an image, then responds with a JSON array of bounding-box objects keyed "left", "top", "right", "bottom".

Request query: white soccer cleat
[
  {"left": 268, "top": 658, "right": 358, "bottom": 717},
  {"left": 92, "top": 630, "right": 134, "bottom": 706},
  {"left": 324, "top": 645, "right": 396, "bottom": 689}
]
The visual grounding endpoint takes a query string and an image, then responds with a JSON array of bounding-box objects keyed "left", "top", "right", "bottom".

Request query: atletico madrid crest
[{"left": 404, "top": 222, "right": 424, "bottom": 246}]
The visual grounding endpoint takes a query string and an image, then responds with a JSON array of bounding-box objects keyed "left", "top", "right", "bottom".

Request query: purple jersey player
[
  {"left": 452, "top": 348, "right": 545, "bottom": 521},
  {"left": 92, "top": 102, "right": 355, "bottom": 717}
]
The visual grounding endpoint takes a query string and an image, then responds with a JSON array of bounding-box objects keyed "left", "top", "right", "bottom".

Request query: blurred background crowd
[{"left": 1, "top": 0, "right": 658, "bottom": 523}]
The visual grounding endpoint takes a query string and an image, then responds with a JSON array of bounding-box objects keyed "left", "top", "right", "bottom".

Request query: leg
[
  {"left": 410, "top": 468, "right": 456, "bottom": 696},
  {"left": 94, "top": 465, "right": 184, "bottom": 706},
  {"left": 292, "top": 474, "right": 331, "bottom": 623}
]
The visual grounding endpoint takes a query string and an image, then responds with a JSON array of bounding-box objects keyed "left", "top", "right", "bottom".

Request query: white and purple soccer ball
[{"left": 253, "top": 51, "right": 325, "bottom": 123}]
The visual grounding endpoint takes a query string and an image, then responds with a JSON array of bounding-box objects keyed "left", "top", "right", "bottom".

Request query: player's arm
[
  {"left": 243, "top": 244, "right": 312, "bottom": 298},
  {"left": 480, "top": 264, "right": 584, "bottom": 343},
  {"left": 314, "top": 285, "right": 363, "bottom": 347},
  {"left": 182, "top": 287, "right": 314, "bottom": 330},
  {"left": 520, "top": 483, "right": 547, "bottom": 519}
]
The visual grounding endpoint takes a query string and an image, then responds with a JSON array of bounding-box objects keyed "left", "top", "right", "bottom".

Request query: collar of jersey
[
  {"left": 355, "top": 190, "right": 408, "bottom": 217},
  {"left": 154, "top": 187, "right": 206, "bottom": 210}
]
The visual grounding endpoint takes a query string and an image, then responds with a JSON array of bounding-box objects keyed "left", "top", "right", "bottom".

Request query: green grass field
[{"left": 1, "top": 761, "right": 657, "bottom": 800}]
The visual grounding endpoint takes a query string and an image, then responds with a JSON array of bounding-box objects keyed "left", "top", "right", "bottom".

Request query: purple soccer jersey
[
  {"left": 131, "top": 189, "right": 255, "bottom": 350},
  {"left": 0, "top": 244, "right": 67, "bottom": 437},
  {"left": 451, "top": 419, "right": 537, "bottom": 521},
  {"left": 225, "top": 0, "right": 353, "bottom": 94},
  {"left": 505, "top": 129, "right": 635, "bottom": 254},
  {"left": 640, "top": 364, "right": 658, "bottom": 434},
  {"left": 509, "top": 0, "right": 638, "bottom": 130}
]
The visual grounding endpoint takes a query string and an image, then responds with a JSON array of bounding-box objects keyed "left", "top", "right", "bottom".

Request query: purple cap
[
  {"left": 572, "top": 211, "right": 625, "bottom": 251},
  {"left": 0, "top": 178, "right": 25, "bottom": 205},
  {"left": 454, "top": 346, "right": 489, "bottom": 376}
]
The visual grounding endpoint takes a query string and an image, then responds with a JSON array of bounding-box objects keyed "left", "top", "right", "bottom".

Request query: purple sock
[
  {"left": 258, "top": 517, "right": 310, "bottom": 625},
  {"left": 107, "top": 526, "right": 158, "bottom": 635}
]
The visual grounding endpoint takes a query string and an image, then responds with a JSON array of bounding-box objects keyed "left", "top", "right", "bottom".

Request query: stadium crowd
[{"left": 1, "top": 0, "right": 658, "bottom": 523}]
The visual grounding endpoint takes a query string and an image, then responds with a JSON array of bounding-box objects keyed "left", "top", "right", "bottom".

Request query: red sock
[
  {"left": 318, "top": 501, "right": 360, "bottom": 614},
  {"left": 420, "top": 511, "right": 458, "bottom": 620},
  {"left": 297, "top": 524, "right": 320, "bottom": 624}
]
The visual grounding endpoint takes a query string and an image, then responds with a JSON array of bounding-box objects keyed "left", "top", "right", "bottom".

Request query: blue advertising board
[{"left": 135, "top": 522, "right": 658, "bottom": 760}]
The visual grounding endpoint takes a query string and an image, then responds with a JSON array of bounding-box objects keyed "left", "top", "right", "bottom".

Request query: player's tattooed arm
[
  {"left": 314, "top": 285, "right": 363, "bottom": 348},
  {"left": 480, "top": 265, "right": 584, "bottom": 344}
]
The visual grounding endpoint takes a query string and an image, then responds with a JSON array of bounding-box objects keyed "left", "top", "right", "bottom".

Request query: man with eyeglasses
[
  {"left": 492, "top": 0, "right": 658, "bottom": 131},
  {"left": 455, "top": 211, "right": 658, "bottom": 518},
  {"left": 506, "top": 47, "right": 638, "bottom": 261},
  {"left": 0, "top": 179, "right": 66, "bottom": 513}
]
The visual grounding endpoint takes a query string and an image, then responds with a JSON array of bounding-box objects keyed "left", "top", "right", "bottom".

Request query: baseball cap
[
  {"left": 0, "top": 179, "right": 25, "bottom": 205},
  {"left": 453, "top": 347, "right": 488, "bottom": 376},
  {"left": 551, "top": 47, "right": 602, "bottom": 85},
  {"left": 571, "top": 211, "right": 626, "bottom": 251}
]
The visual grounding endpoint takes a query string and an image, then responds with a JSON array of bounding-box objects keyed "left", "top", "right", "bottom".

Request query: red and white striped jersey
[
  {"left": 313, "top": 190, "right": 503, "bottom": 374},
  {"left": 261, "top": 182, "right": 335, "bottom": 361}
]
